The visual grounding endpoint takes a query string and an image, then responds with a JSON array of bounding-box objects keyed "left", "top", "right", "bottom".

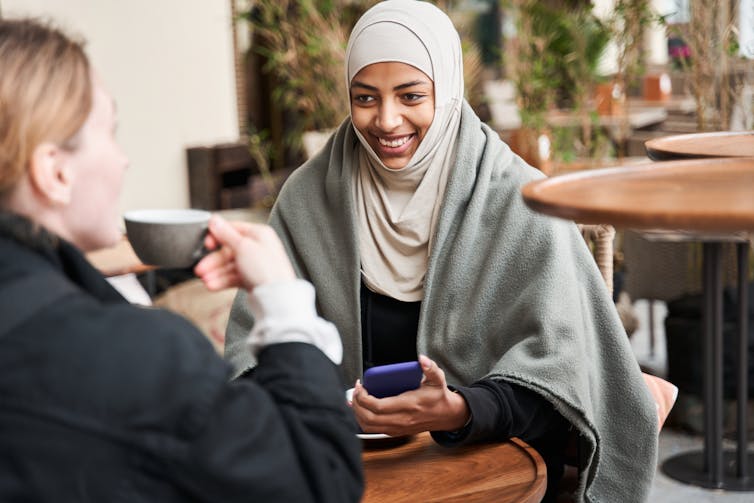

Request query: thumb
[
  {"left": 419, "top": 354, "right": 446, "bottom": 387},
  {"left": 207, "top": 216, "right": 243, "bottom": 250}
]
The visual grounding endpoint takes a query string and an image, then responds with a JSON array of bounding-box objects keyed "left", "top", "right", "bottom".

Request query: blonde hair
[{"left": 0, "top": 19, "right": 92, "bottom": 196}]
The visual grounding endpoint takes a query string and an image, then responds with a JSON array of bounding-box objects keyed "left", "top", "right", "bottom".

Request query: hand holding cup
[{"left": 194, "top": 216, "right": 295, "bottom": 292}]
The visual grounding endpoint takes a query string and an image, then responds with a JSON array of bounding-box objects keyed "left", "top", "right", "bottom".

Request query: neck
[{"left": 1, "top": 179, "right": 71, "bottom": 245}]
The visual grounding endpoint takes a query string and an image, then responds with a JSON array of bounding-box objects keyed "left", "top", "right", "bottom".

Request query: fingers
[
  {"left": 202, "top": 272, "right": 242, "bottom": 291},
  {"left": 198, "top": 262, "right": 242, "bottom": 291},
  {"left": 352, "top": 381, "right": 417, "bottom": 415},
  {"left": 200, "top": 217, "right": 294, "bottom": 290},
  {"left": 203, "top": 232, "right": 220, "bottom": 251},
  {"left": 195, "top": 246, "right": 242, "bottom": 290},
  {"left": 206, "top": 215, "right": 244, "bottom": 250},
  {"left": 353, "top": 393, "right": 423, "bottom": 436},
  {"left": 194, "top": 245, "right": 234, "bottom": 276}
]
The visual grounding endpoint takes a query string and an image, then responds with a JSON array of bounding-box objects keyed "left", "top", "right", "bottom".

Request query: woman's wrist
[{"left": 445, "top": 389, "right": 472, "bottom": 432}]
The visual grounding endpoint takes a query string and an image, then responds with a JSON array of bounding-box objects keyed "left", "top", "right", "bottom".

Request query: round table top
[
  {"left": 361, "top": 432, "right": 546, "bottom": 503},
  {"left": 645, "top": 131, "right": 754, "bottom": 160},
  {"left": 521, "top": 157, "right": 754, "bottom": 233}
]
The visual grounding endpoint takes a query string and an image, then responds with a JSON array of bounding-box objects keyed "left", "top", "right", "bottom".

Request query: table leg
[
  {"left": 649, "top": 300, "right": 656, "bottom": 359},
  {"left": 145, "top": 269, "right": 157, "bottom": 298},
  {"left": 662, "top": 241, "right": 754, "bottom": 490},
  {"left": 710, "top": 243, "right": 724, "bottom": 485},
  {"left": 737, "top": 242, "right": 749, "bottom": 480}
]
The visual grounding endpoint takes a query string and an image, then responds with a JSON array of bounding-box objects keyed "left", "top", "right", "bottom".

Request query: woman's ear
[{"left": 28, "top": 142, "right": 75, "bottom": 206}]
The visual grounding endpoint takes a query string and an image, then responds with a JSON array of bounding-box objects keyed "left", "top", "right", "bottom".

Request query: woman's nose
[{"left": 376, "top": 101, "right": 402, "bottom": 131}]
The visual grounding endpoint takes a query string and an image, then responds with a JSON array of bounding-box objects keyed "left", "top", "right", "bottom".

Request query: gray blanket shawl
[{"left": 226, "top": 103, "right": 657, "bottom": 502}]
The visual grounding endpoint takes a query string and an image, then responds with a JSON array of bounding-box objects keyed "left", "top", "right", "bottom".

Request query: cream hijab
[{"left": 345, "top": 0, "right": 464, "bottom": 301}]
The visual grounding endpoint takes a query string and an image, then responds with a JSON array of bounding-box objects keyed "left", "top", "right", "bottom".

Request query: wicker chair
[{"left": 578, "top": 224, "right": 615, "bottom": 297}]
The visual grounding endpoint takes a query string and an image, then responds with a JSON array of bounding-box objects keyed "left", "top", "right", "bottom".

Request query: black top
[{"left": 361, "top": 282, "right": 568, "bottom": 501}]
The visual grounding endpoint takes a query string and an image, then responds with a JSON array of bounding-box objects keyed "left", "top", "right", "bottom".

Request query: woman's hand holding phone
[{"left": 351, "top": 355, "right": 470, "bottom": 437}]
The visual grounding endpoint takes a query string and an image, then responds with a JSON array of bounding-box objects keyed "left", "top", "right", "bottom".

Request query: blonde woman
[{"left": 0, "top": 18, "right": 361, "bottom": 502}]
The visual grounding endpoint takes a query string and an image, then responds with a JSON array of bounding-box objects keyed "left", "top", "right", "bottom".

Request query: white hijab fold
[{"left": 345, "top": 0, "right": 464, "bottom": 301}]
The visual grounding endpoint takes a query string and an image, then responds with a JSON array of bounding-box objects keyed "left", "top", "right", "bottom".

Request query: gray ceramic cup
[{"left": 123, "top": 209, "right": 211, "bottom": 268}]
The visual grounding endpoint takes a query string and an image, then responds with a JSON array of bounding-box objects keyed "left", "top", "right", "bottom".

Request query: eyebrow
[{"left": 350, "top": 79, "right": 431, "bottom": 92}]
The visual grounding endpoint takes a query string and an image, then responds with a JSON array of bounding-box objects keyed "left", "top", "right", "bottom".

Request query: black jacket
[{"left": 0, "top": 213, "right": 363, "bottom": 502}]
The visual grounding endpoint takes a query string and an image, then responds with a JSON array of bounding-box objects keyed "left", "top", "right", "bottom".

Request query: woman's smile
[{"left": 374, "top": 133, "right": 416, "bottom": 157}]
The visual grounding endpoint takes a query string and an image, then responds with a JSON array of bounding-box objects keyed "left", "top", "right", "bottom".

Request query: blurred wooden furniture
[
  {"left": 522, "top": 157, "right": 754, "bottom": 490},
  {"left": 522, "top": 158, "right": 754, "bottom": 232},
  {"left": 186, "top": 143, "right": 256, "bottom": 210},
  {"left": 546, "top": 105, "right": 667, "bottom": 137},
  {"left": 85, "top": 236, "right": 154, "bottom": 278},
  {"left": 361, "top": 432, "right": 546, "bottom": 503},
  {"left": 645, "top": 130, "right": 754, "bottom": 161},
  {"left": 186, "top": 142, "right": 292, "bottom": 211}
]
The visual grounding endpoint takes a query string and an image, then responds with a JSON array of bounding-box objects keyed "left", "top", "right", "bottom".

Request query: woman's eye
[
  {"left": 403, "top": 93, "right": 424, "bottom": 102},
  {"left": 353, "top": 95, "right": 375, "bottom": 104}
]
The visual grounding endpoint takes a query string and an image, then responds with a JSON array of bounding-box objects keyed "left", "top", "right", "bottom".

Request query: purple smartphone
[{"left": 362, "top": 361, "right": 423, "bottom": 399}]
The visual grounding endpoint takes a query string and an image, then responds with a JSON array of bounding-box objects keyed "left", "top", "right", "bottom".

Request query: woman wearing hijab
[{"left": 225, "top": 1, "right": 657, "bottom": 501}]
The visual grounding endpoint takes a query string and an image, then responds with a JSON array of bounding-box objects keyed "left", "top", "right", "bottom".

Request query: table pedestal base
[
  {"left": 661, "top": 241, "right": 752, "bottom": 491},
  {"left": 662, "top": 450, "right": 754, "bottom": 490}
]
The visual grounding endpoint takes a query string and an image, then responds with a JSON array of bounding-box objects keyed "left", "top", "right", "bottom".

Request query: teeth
[{"left": 378, "top": 135, "right": 410, "bottom": 148}]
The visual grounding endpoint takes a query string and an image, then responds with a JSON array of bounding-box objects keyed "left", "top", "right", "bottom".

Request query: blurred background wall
[{"left": 2, "top": 0, "right": 239, "bottom": 213}]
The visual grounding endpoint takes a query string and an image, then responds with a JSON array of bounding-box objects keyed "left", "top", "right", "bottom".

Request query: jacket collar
[{"left": 0, "top": 211, "right": 126, "bottom": 304}]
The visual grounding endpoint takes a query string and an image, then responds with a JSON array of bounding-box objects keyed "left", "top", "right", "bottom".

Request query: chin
[
  {"left": 382, "top": 159, "right": 411, "bottom": 170},
  {"left": 79, "top": 227, "right": 122, "bottom": 253},
  {"left": 100, "top": 228, "right": 123, "bottom": 250}
]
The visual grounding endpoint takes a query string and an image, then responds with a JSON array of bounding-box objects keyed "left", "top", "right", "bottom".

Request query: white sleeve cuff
[{"left": 245, "top": 279, "right": 343, "bottom": 364}]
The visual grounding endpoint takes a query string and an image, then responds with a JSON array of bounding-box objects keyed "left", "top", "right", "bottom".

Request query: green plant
[
  {"left": 609, "top": 0, "right": 656, "bottom": 91},
  {"left": 242, "top": 0, "right": 375, "bottom": 159},
  {"left": 447, "top": 5, "right": 492, "bottom": 115},
  {"left": 246, "top": 125, "right": 277, "bottom": 208},
  {"left": 606, "top": 0, "right": 658, "bottom": 156},
  {"left": 504, "top": 0, "right": 611, "bottom": 161}
]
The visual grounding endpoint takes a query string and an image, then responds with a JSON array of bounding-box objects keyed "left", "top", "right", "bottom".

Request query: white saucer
[{"left": 357, "top": 432, "right": 391, "bottom": 440}]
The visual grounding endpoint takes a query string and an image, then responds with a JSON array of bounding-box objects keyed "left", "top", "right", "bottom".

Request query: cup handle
[{"left": 191, "top": 228, "right": 210, "bottom": 262}]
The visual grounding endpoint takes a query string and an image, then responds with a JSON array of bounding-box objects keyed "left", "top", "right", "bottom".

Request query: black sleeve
[
  {"left": 431, "top": 378, "right": 562, "bottom": 445},
  {"left": 171, "top": 343, "right": 363, "bottom": 503},
  {"left": 431, "top": 378, "right": 569, "bottom": 503}
]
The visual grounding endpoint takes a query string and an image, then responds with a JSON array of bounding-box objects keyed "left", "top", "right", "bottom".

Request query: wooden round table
[
  {"left": 645, "top": 130, "right": 754, "bottom": 161},
  {"left": 522, "top": 157, "right": 754, "bottom": 491},
  {"left": 522, "top": 157, "right": 754, "bottom": 232},
  {"left": 361, "top": 432, "right": 546, "bottom": 502}
]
